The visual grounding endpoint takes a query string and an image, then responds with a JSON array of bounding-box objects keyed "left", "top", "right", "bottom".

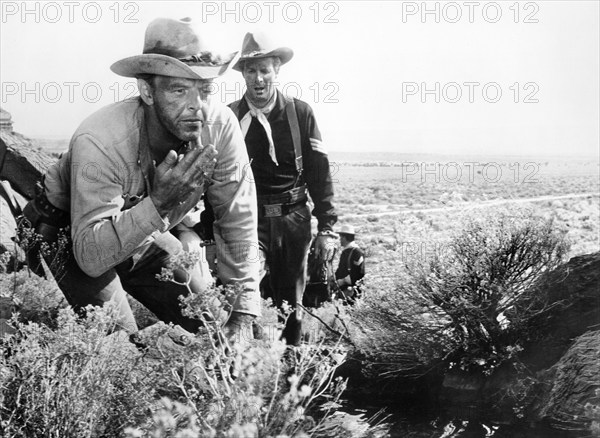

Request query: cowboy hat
[
  {"left": 338, "top": 224, "right": 356, "bottom": 236},
  {"left": 232, "top": 31, "right": 293, "bottom": 71},
  {"left": 111, "top": 17, "right": 239, "bottom": 80}
]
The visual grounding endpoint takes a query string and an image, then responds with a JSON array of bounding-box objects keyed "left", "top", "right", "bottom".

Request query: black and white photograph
[{"left": 0, "top": 1, "right": 598, "bottom": 436}]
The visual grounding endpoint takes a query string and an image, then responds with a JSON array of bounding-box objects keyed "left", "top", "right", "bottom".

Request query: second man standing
[{"left": 229, "top": 32, "right": 338, "bottom": 345}]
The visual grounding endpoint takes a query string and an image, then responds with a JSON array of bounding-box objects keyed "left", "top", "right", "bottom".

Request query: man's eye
[{"left": 173, "top": 88, "right": 186, "bottom": 94}]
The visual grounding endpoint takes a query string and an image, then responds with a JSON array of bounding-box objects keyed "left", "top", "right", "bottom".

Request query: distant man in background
[
  {"left": 335, "top": 225, "right": 365, "bottom": 304},
  {"left": 21, "top": 17, "right": 260, "bottom": 340},
  {"left": 228, "top": 32, "right": 338, "bottom": 345}
]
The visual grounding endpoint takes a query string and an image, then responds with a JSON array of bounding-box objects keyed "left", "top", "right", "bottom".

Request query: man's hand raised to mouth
[{"left": 150, "top": 144, "right": 218, "bottom": 217}]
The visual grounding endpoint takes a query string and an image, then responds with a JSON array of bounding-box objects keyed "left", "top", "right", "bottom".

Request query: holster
[
  {"left": 20, "top": 182, "right": 69, "bottom": 243},
  {"left": 17, "top": 182, "right": 70, "bottom": 278}
]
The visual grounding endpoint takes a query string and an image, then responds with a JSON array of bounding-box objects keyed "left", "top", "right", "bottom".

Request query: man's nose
[{"left": 187, "top": 87, "right": 207, "bottom": 110}]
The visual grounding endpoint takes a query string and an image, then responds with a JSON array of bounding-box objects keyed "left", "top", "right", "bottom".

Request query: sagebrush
[{"left": 0, "top": 250, "right": 387, "bottom": 438}]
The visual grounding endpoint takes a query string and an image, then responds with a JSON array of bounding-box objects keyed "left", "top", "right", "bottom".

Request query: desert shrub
[
  {"left": 299, "top": 301, "right": 353, "bottom": 346},
  {"left": 0, "top": 305, "right": 156, "bottom": 438},
  {"left": 344, "top": 209, "right": 570, "bottom": 380},
  {"left": 123, "top": 250, "right": 385, "bottom": 437},
  {"left": 0, "top": 225, "right": 72, "bottom": 330},
  {"left": 407, "top": 209, "right": 569, "bottom": 374},
  {"left": 0, "top": 247, "right": 388, "bottom": 438},
  {"left": 586, "top": 395, "right": 600, "bottom": 436},
  {"left": 123, "top": 338, "right": 354, "bottom": 437},
  {"left": 343, "top": 273, "right": 452, "bottom": 380},
  {"left": 16, "top": 225, "right": 70, "bottom": 284},
  {"left": 0, "top": 270, "right": 66, "bottom": 327}
]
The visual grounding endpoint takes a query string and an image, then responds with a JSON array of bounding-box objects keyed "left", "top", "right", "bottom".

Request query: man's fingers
[
  {"left": 196, "top": 144, "right": 219, "bottom": 168},
  {"left": 155, "top": 149, "right": 178, "bottom": 176},
  {"left": 174, "top": 145, "right": 204, "bottom": 172},
  {"left": 314, "top": 243, "right": 323, "bottom": 259},
  {"left": 177, "top": 144, "right": 218, "bottom": 175},
  {"left": 314, "top": 236, "right": 336, "bottom": 262},
  {"left": 201, "top": 144, "right": 218, "bottom": 159},
  {"left": 182, "top": 145, "right": 218, "bottom": 181}
]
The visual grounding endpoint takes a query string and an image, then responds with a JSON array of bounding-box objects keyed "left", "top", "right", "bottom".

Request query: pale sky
[{"left": 1, "top": 0, "right": 598, "bottom": 157}]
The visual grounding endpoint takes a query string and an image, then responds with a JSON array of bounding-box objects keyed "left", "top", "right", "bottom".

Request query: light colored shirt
[{"left": 45, "top": 97, "right": 261, "bottom": 316}]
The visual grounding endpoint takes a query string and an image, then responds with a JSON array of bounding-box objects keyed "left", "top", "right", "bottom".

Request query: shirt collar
[
  {"left": 137, "top": 102, "right": 154, "bottom": 192},
  {"left": 244, "top": 90, "right": 277, "bottom": 116},
  {"left": 241, "top": 89, "right": 286, "bottom": 118}
]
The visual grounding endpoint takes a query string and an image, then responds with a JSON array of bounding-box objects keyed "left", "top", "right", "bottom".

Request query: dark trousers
[
  {"left": 34, "top": 232, "right": 204, "bottom": 334},
  {"left": 258, "top": 203, "right": 312, "bottom": 345}
]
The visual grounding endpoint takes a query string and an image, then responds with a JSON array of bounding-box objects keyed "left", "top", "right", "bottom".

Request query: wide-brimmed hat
[
  {"left": 232, "top": 31, "right": 293, "bottom": 71},
  {"left": 338, "top": 225, "right": 356, "bottom": 236},
  {"left": 111, "top": 17, "right": 239, "bottom": 80}
]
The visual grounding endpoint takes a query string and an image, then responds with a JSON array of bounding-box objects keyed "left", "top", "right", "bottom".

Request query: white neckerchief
[{"left": 240, "top": 93, "right": 279, "bottom": 166}]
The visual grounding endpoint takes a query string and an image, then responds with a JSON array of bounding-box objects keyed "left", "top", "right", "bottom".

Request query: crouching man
[
  {"left": 21, "top": 17, "right": 260, "bottom": 338},
  {"left": 335, "top": 225, "right": 365, "bottom": 304}
]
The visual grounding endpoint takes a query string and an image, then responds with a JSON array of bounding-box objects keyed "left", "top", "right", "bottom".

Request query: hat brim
[
  {"left": 232, "top": 47, "right": 293, "bottom": 71},
  {"left": 110, "top": 52, "right": 240, "bottom": 80}
]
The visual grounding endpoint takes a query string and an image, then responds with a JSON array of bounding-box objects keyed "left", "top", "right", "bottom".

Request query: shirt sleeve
[
  {"left": 207, "top": 110, "right": 261, "bottom": 317},
  {"left": 70, "top": 133, "right": 168, "bottom": 277},
  {"left": 44, "top": 152, "right": 71, "bottom": 212},
  {"left": 297, "top": 101, "right": 337, "bottom": 232}
]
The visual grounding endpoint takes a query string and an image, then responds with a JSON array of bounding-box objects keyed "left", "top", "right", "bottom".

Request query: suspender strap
[{"left": 284, "top": 97, "right": 303, "bottom": 175}]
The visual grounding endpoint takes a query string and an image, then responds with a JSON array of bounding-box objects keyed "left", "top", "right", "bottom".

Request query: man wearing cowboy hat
[
  {"left": 22, "top": 18, "right": 260, "bottom": 339},
  {"left": 335, "top": 224, "right": 365, "bottom": 304},
  {"left": 228, "top": 32, "right": 338, "bottom": 345}
]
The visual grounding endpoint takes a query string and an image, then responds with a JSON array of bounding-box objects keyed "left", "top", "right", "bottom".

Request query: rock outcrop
[
  {"left": 0, "top": 110, "right": 56, "bottom": 265},
  {"left": 0, "top": 107, "right": 13, "bottom": 132},
  {"left": 520, "top": 252, "right": 600, "bottom": 370},
  {"left": 0, "top": 130, "right": 56, "bottom": 200},
  {"left": 537, "top": 330, "right": 600, "bottom": 432}
]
